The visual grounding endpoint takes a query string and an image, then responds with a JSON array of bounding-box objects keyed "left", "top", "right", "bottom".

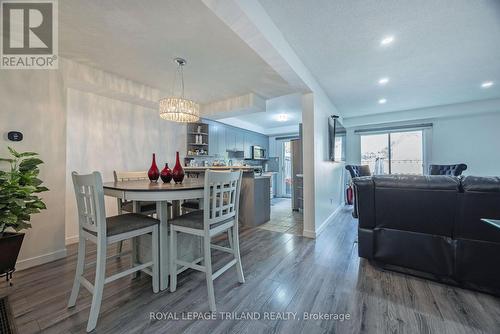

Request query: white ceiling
[
  {"left": 217, "top": 93, "right": 302, "bottom": 135},
  {"left": 59, "top": 0, "right": 295, "bottom": 104},
  {"left": 259, "top": 0, "right": 500, "bottom": 118}
]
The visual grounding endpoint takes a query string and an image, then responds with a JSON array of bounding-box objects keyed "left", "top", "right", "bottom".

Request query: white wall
[
  {"left": 0, "top": 70, "right": 67, "bottom": 269},
  {"left": 65, "top": 89, "right": 186, "bottom": 243},
  {"left": 345, "top": 111, "right": 500, "bottom": 177},
  {"left": 431, "top": 112, "right": 500, "bottom": 176},
  {"left": 302, "top": 93, "right": 345, "bottom": 238}
]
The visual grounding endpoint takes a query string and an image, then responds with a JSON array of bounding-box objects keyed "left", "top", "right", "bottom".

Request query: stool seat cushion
[
  {"left": 170, "top": 211, "right": 233, "bottom": 230},
  {"left": 84, "top": 213, "right": 159, "bottom": 237}
]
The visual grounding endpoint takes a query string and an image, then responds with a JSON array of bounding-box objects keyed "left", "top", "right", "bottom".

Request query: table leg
[
  {"left": 157, "top": 201, "right": 169, "bottom": 291},
  {"left": 172, "top": 200, "right": 181, "bottom": 217},
  {"left": 132, "top": 201, "right": 140, "bottom": 279}
]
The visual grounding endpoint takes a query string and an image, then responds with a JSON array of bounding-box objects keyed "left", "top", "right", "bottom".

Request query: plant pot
[{"left": 0, "top": 232, "right": 24, "bottom": 276}]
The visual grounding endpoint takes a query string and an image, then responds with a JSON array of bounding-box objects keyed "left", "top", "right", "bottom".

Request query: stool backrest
[
  {"left": 203, "top": 170, "right": 242, "bottom": 228},
  {"left": 113, "top": 170, "right": 149, "bottom": 181},
  {"left": 72, "top": 171, "right": 106, "bottom": 236}
]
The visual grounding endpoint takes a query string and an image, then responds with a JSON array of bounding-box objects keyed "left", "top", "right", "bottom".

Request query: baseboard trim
[
  {"left": 65, "top": 235, "right": 79, "bottom": 245},
  {"left": 303, "top": 204, "right": 344, "bottom": 239},
  {"left": 302, "top": 229, "right": 316, "bottom": 238},
  {"left": 16, "top": 248, "right": 67, "bottom": 271}
]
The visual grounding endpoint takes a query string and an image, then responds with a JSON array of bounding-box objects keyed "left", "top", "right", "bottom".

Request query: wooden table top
[{"left": 103, "top": 179, "right": 204, "bottom": 192}]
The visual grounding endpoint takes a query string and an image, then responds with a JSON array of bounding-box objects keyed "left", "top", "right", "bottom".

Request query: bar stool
[
  {"left": 68, "top": 171, "right": 159, "bottom": 332},
  {"left": 169, "top": 170, "right": 244, "bottom": 311}
]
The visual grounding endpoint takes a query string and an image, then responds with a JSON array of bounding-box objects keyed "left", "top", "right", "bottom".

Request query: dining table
[{"left": 103, "top": 178, "right": 205, "bottom": 291}]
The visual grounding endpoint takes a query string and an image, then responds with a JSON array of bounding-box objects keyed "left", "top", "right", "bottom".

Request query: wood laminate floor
[{"left": 2, "top": 206, "right": 500, "bottom": 334}]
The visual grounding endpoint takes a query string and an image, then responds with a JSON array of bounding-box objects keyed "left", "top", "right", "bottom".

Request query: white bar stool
[
  {"left": 68, "top": 171, "right": 159, "bottom": 332},
  {"left": 169, "top": 170, "right": 245, "bottom": 312}
]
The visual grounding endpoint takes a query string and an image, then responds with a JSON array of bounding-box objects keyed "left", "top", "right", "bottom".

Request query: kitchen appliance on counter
[{"left": 251, "top": 145, "right": 266, "bottom": 160}]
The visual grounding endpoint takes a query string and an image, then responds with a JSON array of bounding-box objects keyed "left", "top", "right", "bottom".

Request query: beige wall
[
  {"left": 0, "top": 70, "right": 67, "bottom": 269},
  {"left": 1, "top": 59, "right": 187, "bottom": 268},
  {"left": 65, "top": 88, "right": 186, "bottom": 243}
]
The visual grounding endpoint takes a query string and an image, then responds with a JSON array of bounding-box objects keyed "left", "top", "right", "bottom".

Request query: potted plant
[{"left": 0, "top": 147, "right": 48, "bottom": 284}]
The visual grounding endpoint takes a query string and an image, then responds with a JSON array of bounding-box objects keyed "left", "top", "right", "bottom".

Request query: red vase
[
  {"left": 172, "top": 151, "right": 185, "bottom": 184},
  {"left": 160, "top": 163, "right": 172, "bottom": 183},
  {"left": 148, "top": 153, "right": 160, "bottom": 182}
]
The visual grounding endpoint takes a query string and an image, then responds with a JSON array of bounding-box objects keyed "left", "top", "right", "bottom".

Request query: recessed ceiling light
[
  {"left": 378, "top": 98, "right": 387, "bottom": 104},
  {"left": 481, "top": 81, "right": 494, "bottom": 88},
  {"left": 378, "top": 77, "right": 389, "bottom": 85},
  {"left": 380, "top": 36, "right": 395, "bottom": 46},
  {"left": 277, "top": 113, "right": 288, "bottom": 122}
]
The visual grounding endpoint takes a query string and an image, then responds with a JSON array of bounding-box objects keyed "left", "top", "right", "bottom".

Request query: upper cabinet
[
  {"left": 244, "top": 133, "right": 253, "bottom": 159},
  {"left": 200, "top": 119, "right": 268, "bottom": 159},
  {"left": 235, "top": 132, "right": 244, "bottom": 151},
  {"left": 208, "top": 123, "right": 227, "bottom": 158},
  {"left": 208, "top": 124, "right": 217, "bottom": 157},
  {"left": 225, "top": 127, "right": 236, "bottom": 152}
]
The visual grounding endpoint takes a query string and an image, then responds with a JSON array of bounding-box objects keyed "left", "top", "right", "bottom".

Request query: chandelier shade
[
  {"left": 159, "top": 57, "right": 200, "bottom": 123},
  {"left": 159, "top": 97, "right": 200, "bottom": 123}
]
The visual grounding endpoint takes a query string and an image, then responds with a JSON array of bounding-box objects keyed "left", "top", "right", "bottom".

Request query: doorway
[
  {"left": 258, "top": 137, "right": 303, "bottom": 236},
  {"left": 280, "top": 140, "right": 292, "bottom": 198}
]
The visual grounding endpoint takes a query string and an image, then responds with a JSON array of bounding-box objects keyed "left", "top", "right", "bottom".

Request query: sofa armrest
[{"left": 353, "top": 176, "right": 375, "bottom": 229}]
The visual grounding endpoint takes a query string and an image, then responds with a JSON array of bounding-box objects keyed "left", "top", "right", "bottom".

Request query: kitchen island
[{"left": 184, "top": 166, "right": 271, "bottom": 226}]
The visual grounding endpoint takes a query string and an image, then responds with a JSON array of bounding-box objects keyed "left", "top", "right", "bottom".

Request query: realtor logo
[{"left": 1, "top": 0, "right": 58, "bottom": 69}]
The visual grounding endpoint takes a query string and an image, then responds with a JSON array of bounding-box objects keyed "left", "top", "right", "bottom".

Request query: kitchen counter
[
  {"left": 184, "top": 166, "right": 260, "bottom": 171},
  {"left": 239, "top": 173, "right": 270, "bottom": 226},
  {"left": 183, "top": 166, "right": 271, "bottom": 226}
]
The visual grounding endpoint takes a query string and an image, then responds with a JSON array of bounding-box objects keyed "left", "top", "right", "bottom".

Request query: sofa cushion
[
  {"left": 455, "top": 176, "right": 500, "bottom": 242},
  {"left": 373, "top": 175, "right": 459, "bottom": 236}
]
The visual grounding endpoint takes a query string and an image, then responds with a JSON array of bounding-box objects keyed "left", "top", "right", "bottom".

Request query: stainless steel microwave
[{"left": 252, "top": 146, "right": 266, "bottom": 160}]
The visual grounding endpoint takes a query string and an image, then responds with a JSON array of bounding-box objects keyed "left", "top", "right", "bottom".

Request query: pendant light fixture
[{"left": 159, "top": 57, "right": 200, "bottom": 123}]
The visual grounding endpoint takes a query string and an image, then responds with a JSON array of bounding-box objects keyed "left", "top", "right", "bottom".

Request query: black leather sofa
[{"left": 353, "top": 175, "right": 500, "bottom": 296}]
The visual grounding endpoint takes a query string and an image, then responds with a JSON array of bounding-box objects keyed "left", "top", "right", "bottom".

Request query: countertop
[{"left": 184, "top": 166, "right": 260, "bottom": 171}]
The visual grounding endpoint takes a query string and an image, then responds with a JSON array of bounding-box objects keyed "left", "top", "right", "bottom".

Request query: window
[{"left": 361, "top": 130, "right": 423, "bottom": 175}]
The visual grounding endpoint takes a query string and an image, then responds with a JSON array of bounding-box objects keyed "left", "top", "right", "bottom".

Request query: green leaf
[
  {"left": 30, "top": 201, "right": 46, "bottom": 210},
  {"left": 31, "top": 178, "right": 43, "bottom": 186},
  {"left": 7, "top": 146, "right": 20, "bottom": 158},
  {"left": 19, "top": 158, "right": 43, "bottom": 171},
  {"left": 18, "top": 152, "right": 38, "bottom": 157},
  {"left": 13, "top": 198, "right": 26, "bottom": 208},
  {"left": 0, "top": 147, "right": 46, "bottom": 232},
  {"left": 35, "top": 186, "right": 49, "bottom": 193}
]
